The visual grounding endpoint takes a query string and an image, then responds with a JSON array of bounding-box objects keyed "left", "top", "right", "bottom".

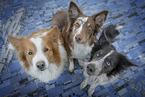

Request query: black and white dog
[{"left": 80, "top": 25, "right": 138, "bottom": 96}]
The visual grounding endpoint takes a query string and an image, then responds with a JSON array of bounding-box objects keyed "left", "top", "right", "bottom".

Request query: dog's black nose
[
  {"left": 87, "top": 64, "right": 95, "bottom": 74},
  {"left": 75, "top": 35, "right": 83, "bottom": 43},
  {"left": 36, "top": 61, "right": 45, "bottom": 71}
]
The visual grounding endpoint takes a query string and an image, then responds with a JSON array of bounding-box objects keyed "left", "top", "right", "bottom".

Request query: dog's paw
[
  {"left": 78, "top": 60, "right": 84, "bottom": 67},
  {"left": 88, "top": 88, "right": 95, "bottom": 96},
  {"left": 80, "top": 80, "right": 88, "bottom": 89},
  {"left": 69, "top": 61, "right": 74, "bottom": 72}
]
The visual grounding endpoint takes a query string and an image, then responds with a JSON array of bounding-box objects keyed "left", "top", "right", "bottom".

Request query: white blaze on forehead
[
  {"left": 101, "top": 50, "right": 114, "bottom": 61},
  {"left": 73, "top": 17, "right": 88, "bottom": 41},
  {"left": 30, "top": 37, "right": 49, "bottom": 70},
  {"left": 85, "top": 50, "right": 115, "bottom": 75},
  {"left": 77, "top": 17, "right": 88, "bottom": 23},
  {"left": 98, "top": 50, "right": 114, "bottom": 68},
  {"left": 86, "top": 50, "right": 114, "bottom": 69}
]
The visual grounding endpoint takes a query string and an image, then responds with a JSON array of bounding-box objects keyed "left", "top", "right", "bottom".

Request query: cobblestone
[{"left": 0, "top": 0, "right": 145, "bottom": 96}]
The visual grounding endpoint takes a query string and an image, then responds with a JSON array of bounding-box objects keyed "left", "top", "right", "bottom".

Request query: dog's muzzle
[
  {"left": 75, "top": 35, "right": 83, "bottom": 43},
  {"left": 36, "top": 61, "right": 46, "bottom": 71},
  {"left": 86, "top": 64, "right": 96, "bottom": 75}
]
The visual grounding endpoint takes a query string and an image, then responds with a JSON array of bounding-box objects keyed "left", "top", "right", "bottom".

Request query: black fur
[
  {"left": 106, "top": 53, "right": 139, "bottom": 77},
  {"left": 89, "top": 25, "right": 119, "bottom": 61},
  {"left": 89, "top": 24, "right": 138, "bottom": 77},
  {"left": 81, "top": 25, "right": 138, "bottom": 96},
  {"left": 99, "top": 25, "right": 120, "bottom": 44}
]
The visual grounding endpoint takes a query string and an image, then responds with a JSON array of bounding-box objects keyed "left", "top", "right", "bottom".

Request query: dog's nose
[
  {"left": 87, "top": 64, "right": 95, "bottom": 74},
  {"left": 75, "top": 35, "right": 83, "bottom": 43},
  {"left": 36, "top": 61, "right": 45, "bottom": 71}
]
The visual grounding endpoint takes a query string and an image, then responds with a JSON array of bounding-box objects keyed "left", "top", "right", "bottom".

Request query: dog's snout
[
  {"left": 75, "top": 35, "right": 83, "bottom": 43},
  {"left": 87, "top": 64, "right": 95, "bottom": 75},
  {"left": 36, "top": 61, "right": 45, "bottom": 71}
]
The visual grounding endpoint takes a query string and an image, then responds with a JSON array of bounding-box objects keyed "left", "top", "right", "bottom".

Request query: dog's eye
[
  {"left": 106, "top": 61, "right": 111, "bottom": 66},
  {"left": 87, "top": 23, "right": 92, "bottom": 29},
  {"left": 75, "top": 22, "right": 80, "bottom": 28},
  {"left": 97, "top": 52, "right": 100, "bottom": 56},
  {"left": 44, "top": 48, "right": 48, "bottom": 52},
  {"left": 96, "top": 51, "right": 101, "bottom": 57},
  {"left": 28, "top": 51, "right": 33, "bottom": 55}
]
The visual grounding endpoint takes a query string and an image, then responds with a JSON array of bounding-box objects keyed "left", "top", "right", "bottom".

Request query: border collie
[
  {"left": 8, "top": 26, "right": 67, "bottom": 82},
  {"left": 80, "top": 25, "right": 138, "bottom": 96},
  {"left": 52, "top": 1, "right": 108, "bottom": 72}
]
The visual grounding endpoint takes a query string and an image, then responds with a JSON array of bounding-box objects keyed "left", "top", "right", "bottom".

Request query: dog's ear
[
  {"left": 99, "top": 25, "right": 120, "bottom": 44},
  {"left": 92, "top": 10, "right": 108, "bottom": 31},
  {"left": 68, "top": 1, "right": 82, "bottom": 20},
  {"left": 46, "top": 26, "right": 59, "bottom": 42},
  {"left": 118, "top": 54, "right": 139, "bottom": 68},
  {"left": 105, "top": 25, "right": 120, "bottom": 42},
  {"left": 8, "top": 35, "right": 23, "bottom": 51},
  {"left": 9, "top": 35, "right": 29, "bottom": 69},
  {"left": 107, "top": 53, "right": 139, "bottom": 76}
]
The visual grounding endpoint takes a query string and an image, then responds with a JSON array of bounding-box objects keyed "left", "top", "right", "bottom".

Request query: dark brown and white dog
[
  {"left": 80, "top": 25, "right": 138, "bottom": 96},
  {"left": 8, "top": 26, "right": 67, "bottom": 82},
  {"left": 52, "top": 1, "right": 108, "bottom": 72}
]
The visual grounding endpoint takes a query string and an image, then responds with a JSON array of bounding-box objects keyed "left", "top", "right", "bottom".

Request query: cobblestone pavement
[{"left": 0, "top": 0, "right": 145, "bottom": 96}]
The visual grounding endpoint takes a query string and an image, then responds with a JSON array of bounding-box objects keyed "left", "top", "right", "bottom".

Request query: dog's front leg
[
  {"left": 88, "top": 83, "right": 98, "bottom": 96},
  {"left": 80, "top": 78, "right": 88, "bottom": 89},
  {"left": 78, "top": 60, "right": 84, "bottom": 67},
  {"left": 69, "top": 58, "right": 74, "bottom": 72}
]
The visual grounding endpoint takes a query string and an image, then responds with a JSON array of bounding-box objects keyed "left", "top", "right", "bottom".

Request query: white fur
[
  {"left": 58, "top": 41, "right": 67, "bottom": 63},
  {"left": 27, "top": 40, "right": 67, "bottom": 82},
  {"left": 82, "top": 50, "right": 116, "bottom": 96},
  {"left": 69, "top": 17, "right": 93, "bottom": 71},
  {"left": 71, "top": 41, "right": 94, "bottom": 60},
  {"left": 9, "top": 30, "right": 67, "bottom": 82},
  {"left": 84, "top": 50, "right": 115, "bottom": 77},
  {"left": 73, "top": 17, "right": 88, "bottom": 42},
  {"left": 28, "top": 63, "right": 64, "bottom": 82},
  {"left": 69, "top": 60, "right": 74, "bottom": 72},
  {"left": 30, "top": 38, "right": 49, "bottom": 71},
  {"left": 91, "top": 50, "right": 114, "bottom": 64},
  {"left": 71, "top": 17, "right": 94, "bottom": 60}
]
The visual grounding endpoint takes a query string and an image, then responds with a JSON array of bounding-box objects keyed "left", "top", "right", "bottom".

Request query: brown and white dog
[
  {"left": 52, "top": 1, "right": 108, "bottom": 72},
  {"left": 8, "top": 26, "right": 67, "bottom": 82}
]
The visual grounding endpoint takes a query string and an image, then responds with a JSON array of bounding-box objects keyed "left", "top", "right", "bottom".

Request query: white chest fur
[
  {"left": 83, "top": 70, "right": 117, "bottom": 86},
  {"left": 71, "top": 42, "right": 94, "bottom": 60}
]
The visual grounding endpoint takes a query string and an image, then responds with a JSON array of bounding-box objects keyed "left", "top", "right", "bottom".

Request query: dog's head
[
  {"left": 68, "top": 2, "right": 108, "bottom": 45},
  {"left": 85, "top": 46, "right": 138, "bottom": 77},
  {"left": 8, "top": 26, "right": 61, "bottom": 72}
]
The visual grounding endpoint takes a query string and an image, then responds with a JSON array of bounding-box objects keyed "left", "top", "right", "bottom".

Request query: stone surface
[{"left": 0, "top": 0, "right": 145, "bottom": 97}]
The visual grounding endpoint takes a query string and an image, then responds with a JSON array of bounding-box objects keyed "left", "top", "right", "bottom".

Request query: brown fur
[
  {"left": 8, "top": 36, "right": 36, "bottom": 70},
  {"left": 52, "top": 2, "right": 108, "bottom": 72},
  {"left": 8, "top": 26, "right": 63, "bottom": 70},
  {"left": 52, "top": 11, "right": 68, "bottom": 33},
  {"left": 52, "top": 2, "right": 108, "bottom": 57},
  {"left": 28, "top": 29, "right": 51, "bottom": 39},
  {"left": 42, "top": 27, "right": 62, "bottom": 66}
]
